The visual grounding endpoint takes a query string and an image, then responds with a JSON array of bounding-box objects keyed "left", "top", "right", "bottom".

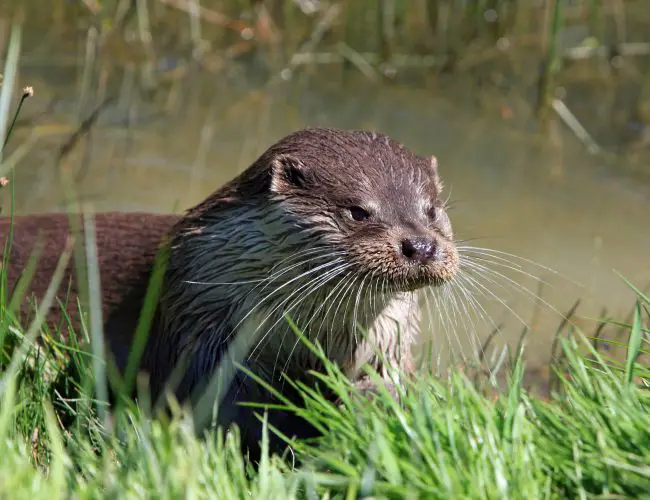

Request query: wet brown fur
[
  {"left": 1, "top": 128, "right": 458, "bottom": 459},
  {"left": 1, "top": 213, "right": 178, "bottom": 336}
]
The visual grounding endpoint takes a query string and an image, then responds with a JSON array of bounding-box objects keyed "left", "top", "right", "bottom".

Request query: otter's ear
[
  {"left": 429, "top": 155, "right": 444, "bottom": 192},
  {"left": 270, "top": 154, "right": 308, "bottom": 193}
]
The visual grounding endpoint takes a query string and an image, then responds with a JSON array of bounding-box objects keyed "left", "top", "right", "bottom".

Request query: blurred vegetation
[{"left": 0, "top": 0, "right": 648, "bottom": 170}]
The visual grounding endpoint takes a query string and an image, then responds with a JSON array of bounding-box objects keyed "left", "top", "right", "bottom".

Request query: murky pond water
[{"left": 3, "top": 20, "right": 650, "bottom": 379}]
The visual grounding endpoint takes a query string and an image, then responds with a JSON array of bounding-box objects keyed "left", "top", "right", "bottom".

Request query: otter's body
[
  {"left": 1, "top": 212, "right": 178, "bottom": 333},
  {"left": 2, "top": 128, "right": 458, "bottom": 457}
]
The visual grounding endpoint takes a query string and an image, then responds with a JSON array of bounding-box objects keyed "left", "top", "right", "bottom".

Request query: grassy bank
[{"left": 0, "top": 276, "right": 649, "bottom": 498}]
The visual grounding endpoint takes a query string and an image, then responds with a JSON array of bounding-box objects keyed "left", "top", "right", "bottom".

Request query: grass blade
[
  {"left": 82, "top": 207, "right": 110, "bottom": 431},
  {"left": 625, "top": 301, "right": 643, "bottom": 386},
  {"left": 0, "top": 22, "right": 21, "bottom": 162}
]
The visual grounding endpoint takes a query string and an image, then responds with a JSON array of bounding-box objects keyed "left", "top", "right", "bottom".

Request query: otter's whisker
[
  {"left": 275, "top": 266, "right": 358, "bottom": 377},
  {"left": 314, "top": 271, "right": 357, "bottom": 350},
  {"left": 369, "top": 270, "right": 380, "bottom": 322},
  {"left": 420, "top": 286, "right": 435, "bottom": 339},
  {"left": 264, "top": 250, "right": 346, "bottom": 284},
  {"left": 253, "top": 249, "right": 346, "bottom": 292},
  {"left": 460, "top": 256, "right": 571, "bottom": 324},
  {"left": 267, "top": 272, "right": 351, "bottom": 383},
  {"left": 277, "top": 278, "right": 357, "bottom": 383},
  {"left": 228, "top": 262, "right": 334, "bottom": 338},
  {"left": 183, "top": 247, "right": 344, "bottom": 290},
  {"left": 453, "top": 270, "right": 507, "bottom": 330},
  {"left": 226, "top": 257, "right": 348, "bottom": 344},
  {"left": 273, "top": 266, "right": 359, "bottom": 380},
  {"left": 351, "top": 272, "right": 372, "bottom": 349},
  {"left": 439, "top": 283, "right": 476, "bottom": 365},
  {"left": 457, "top": 268, "right": 532, "bottom": 330},
  {"left": 458, "top": 251, "right": 557, "bottom": 291},
  {"left": 443, "top": 282, "right": 464, "bottom": 333},
  {"left": 440, "top": 282, "right": 477, "bottom": 362},
  {"left": 457, "top": 246, "right": 584, "bottom": 288},
  {"left": 269, "top": 246, "right": 338, "bottom": 273},
  {"left": 459, "top": 258, "right": 539, "bottom": 302},
  {"left": 448, "top": 275, "right": 502, "bottom": 366},
  {"left": 253, "top": 262, "right": 353, "bottom": 352},
  {"left": 233, "top": 262, "right": 354, "bottom": 398},
  {"left": 321, "top": 269, "right": 360, "bottom": 356},
  {"left": 423, "top": 284, "right": 458, "bottom": 365},
  {"left": 247, "top": 261, "right": 353, "bottom": 363}
]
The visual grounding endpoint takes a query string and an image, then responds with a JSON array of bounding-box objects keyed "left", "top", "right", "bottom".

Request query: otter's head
[{"left": 251, "top": 128, "right": 459, "bottom": 293}]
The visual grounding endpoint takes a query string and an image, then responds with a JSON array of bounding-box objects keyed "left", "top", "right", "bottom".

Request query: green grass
[{"left": 0, "top": 281, "right": 649, "bottom": 499}]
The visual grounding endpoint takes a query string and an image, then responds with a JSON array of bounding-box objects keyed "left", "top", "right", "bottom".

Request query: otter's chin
[
  {"left": 344, "top": 248, "right": 459, "bottom": 294},
  {"left": 397, "top": 272, "right": 454, "bottom": 293},
  {"left": 396, "top": 256, "right": 459, "bottom": 292}
]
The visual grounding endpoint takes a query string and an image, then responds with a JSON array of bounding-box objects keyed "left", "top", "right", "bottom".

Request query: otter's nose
[{"left": 400, "top": 237, "right": 437, "bottom": 263}]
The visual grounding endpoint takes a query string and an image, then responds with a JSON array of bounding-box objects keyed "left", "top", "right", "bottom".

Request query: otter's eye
[
  {"left": 427, "top": 205, "right": 437, "bottom": 220},
  {"left": 349, "top": 206, "right": 371, "bottom": 221}
]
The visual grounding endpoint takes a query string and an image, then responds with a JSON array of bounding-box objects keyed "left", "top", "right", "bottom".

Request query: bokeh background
[{"left": 1, "top": 0, "right": 649, "bottom": 391}]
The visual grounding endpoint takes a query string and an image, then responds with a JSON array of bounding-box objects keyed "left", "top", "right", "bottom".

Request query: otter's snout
[{"left": 400, "top": 237, "right": 438, "bottom": 263}]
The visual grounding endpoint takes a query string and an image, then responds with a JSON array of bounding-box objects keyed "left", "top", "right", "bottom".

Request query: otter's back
[{"left": 1, "top": 212, "right": 180, "bottom": 340}]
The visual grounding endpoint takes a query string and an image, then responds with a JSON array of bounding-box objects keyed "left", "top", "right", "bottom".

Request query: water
[{"left": 3, "top": 21, "right": 650, "bottom": 382}]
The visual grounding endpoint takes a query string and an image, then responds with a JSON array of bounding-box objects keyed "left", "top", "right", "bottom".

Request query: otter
[{"left": 2, "top": 127, "right": 458, "bottom": 458}]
